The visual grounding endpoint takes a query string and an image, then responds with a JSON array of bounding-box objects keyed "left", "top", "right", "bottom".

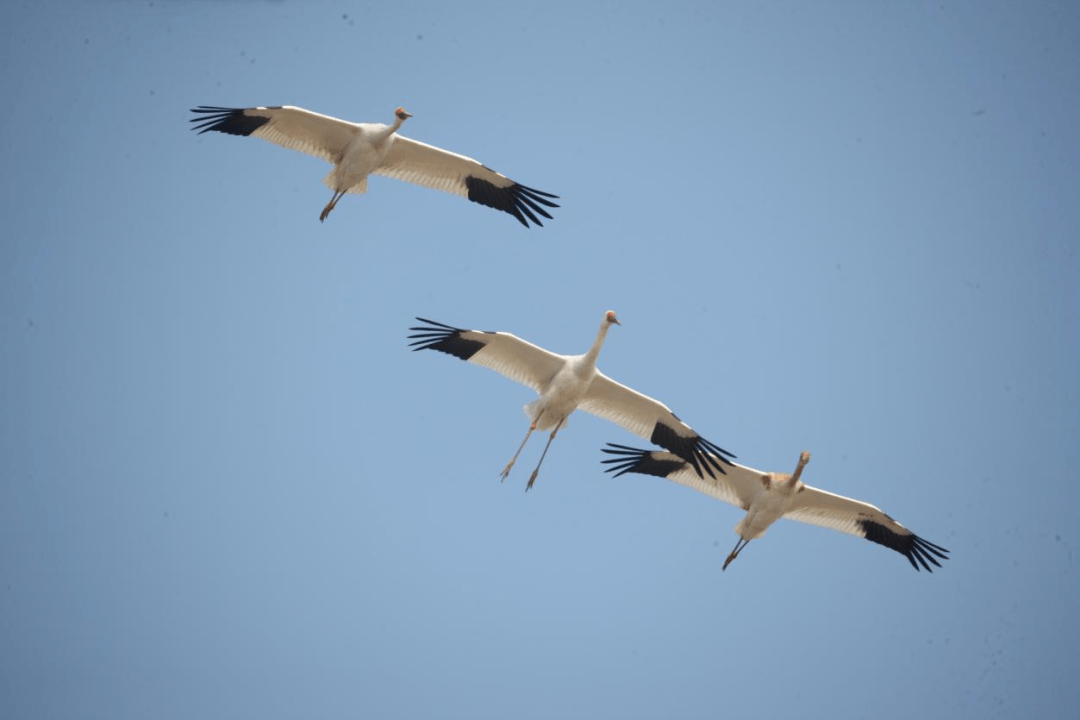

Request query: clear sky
[{"left": 2, "top": 1, "right": 1078, "bottom": 718}]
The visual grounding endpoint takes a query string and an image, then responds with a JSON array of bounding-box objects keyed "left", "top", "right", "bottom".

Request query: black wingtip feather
[
  {"left": 188, "top": 106, "right": 271, "bottom": 137},
  {"left": 407, "top": 318, "right": 486, "bottom": 361},
  {"left": 648, "top": 422, "right": 737, "bottom": 480},
  {"left": 464, "top": 177, "right": 560, "bottom": 228},
  {"left": 518, "top": 184, "right": 560, "bottom": 201},
  {"left": 600, "top": 444, "right": 688, "bottom": 479},
  {"left": 860, "top": 519, "right": 950, "bottom": 572},
  {"left": 412, "top": 317, "right": 460, "bottom": 331}
]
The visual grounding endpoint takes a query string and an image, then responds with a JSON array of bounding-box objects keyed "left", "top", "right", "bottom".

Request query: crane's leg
[
  {"left": 320, "top": 189, "right": 346, "bottom": 222},
  {"left": 526, "top": 418, "right": 565, "bottom": 492},
  {"left": 500, "top": 413, "right": 543, "bottom": 481},
  {"left": 722, "top": 536, "right": 750, "bottom": 571}
]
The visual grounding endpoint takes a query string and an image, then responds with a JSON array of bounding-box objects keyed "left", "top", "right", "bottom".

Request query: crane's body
[
  {"left": 734, "top": 453, "right": 808, "bottom": 541},
  {"left": 190, "top": 105, "right": 558, "bottom": 225},
  {"left": 602, "top": 444, "right": 948, "bottom": 572},
  {"left": 525, "top": 327, "right": 608, "bottom": 432},
  {"left": 409, "top": 312, "right": 735, "bottom": 491},
  {"left": 324, "top": 117, "right": 402, "bottom": 197}
]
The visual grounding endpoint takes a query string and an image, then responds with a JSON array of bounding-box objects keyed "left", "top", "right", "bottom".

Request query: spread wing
[
  {"left": 378, "top": 136, "right": 559, "bottom": 227},
  {"left": 786, "top": 486, "right": 950, "bottom": 572},
  {"left": 408, "top": 318, "right": 567, "bottom": 392},
  {"left": 581, "top": 373, "right": 736, "bottom": 478},
  {"left": 600, "top": 445, "right": 763, "bottom": 509},
  {"left": 190, "top": 105, "right": 358, "bottom": 164}
]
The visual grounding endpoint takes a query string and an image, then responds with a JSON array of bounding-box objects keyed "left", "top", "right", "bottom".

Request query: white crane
[
  {"left": 601, "top": 444, "right": 948, "bottom": 572},
  {"left": 409, "top": 312, "right": 735, "bottom": 491},
  {"left": 189, "top": 105, "right": 559, "bottom": 226}
]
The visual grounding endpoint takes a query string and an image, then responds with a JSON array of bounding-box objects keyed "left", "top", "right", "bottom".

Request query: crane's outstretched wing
[
  {"left": 601, "top": 444, "right": 761, "bottom": 509},
  {"left": 408, "top": 318, "right": 567, "bottom": 393},
  {"left": 785, "top": 486, "right": 949, "bottom": 572},
  {"left": 601, "top": 444, "right": 949, "bottom": 572},
  {"left": 378, "top": 136, "right": 559, "bottom": 228},
  {"left": 582, "top": 373, "right": 735, "bottom": 479},
  {"left": 190, "top": 106, "right": 358, "bottom": 164}
]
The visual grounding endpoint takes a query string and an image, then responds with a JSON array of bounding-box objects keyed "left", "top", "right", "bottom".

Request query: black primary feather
[
  {"left": 649, "top": 421, "right": 735, "bottom": 479},
  {"left": 464, "top": 177, "right": 559, "bottom": 228},
  {"left": 408, "top": 318, "right": 488, "bottom": 361},
  {"left": 600, "top": 443, "right": 689, "bottom": 478},
  {"left": 189, "top": 106, "right": 277, "bottom": 136},
  {"left": 859, "top": 519, "right": 949, "bottom": 572}
]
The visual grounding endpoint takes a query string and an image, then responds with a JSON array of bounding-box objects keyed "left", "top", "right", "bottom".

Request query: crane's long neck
[
  {"left": 582, "top": 320, "right": 612, "bottom": 368},
  {"left": 377, "top": 115, "right": 407, "bottom": 142},
  {"left": 788, "top": 451, "right": 811, "bottom": 487}
]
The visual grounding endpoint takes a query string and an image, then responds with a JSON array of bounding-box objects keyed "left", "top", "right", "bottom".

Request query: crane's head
[
  {"left": 395, "top": 106, "right": 413, "bottom": 120},
  {"left": 605, "top": 310, "right": 621, "bottom": 326}
]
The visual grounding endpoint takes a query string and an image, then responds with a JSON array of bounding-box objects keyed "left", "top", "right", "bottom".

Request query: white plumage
[
  {"left": 190, "top": 105, "right": 558, "bottom": 225},
  {"left": 409, "top": 312, "right": 735, "bottom": 491},
  {"left": 602, "top": 444, "right": 948, "bottom": 571}
]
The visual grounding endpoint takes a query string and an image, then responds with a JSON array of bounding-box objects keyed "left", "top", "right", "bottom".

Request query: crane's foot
[
  {"left": 319, "top": 205, "right": 332, "bottom": 222},
  {"left": 722, "top": 553, "right": 736, "bottom": 571},
  {"left": 499, "top": 461, "right": 514, "bottom": 482},
  {"left": 525, "top": 469, "right": 539, "bottom": 492}
]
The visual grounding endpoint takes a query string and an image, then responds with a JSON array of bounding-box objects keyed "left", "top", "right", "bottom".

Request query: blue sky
[{"left": 1, "top": 1, "right": 1078, "bottom": 718}]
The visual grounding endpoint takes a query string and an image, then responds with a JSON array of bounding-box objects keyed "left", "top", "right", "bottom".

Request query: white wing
[
  {"left": 377, "top": 135, "right": 509, "bottom": 196},
  {"left": 785, "top": 485, "right": 948, "bottom": 570},
  {"left": 408, "top": 318, "right": 567, "bottom": 393},
  {"left": 378, "top": 135, "right": 559, "bottom": 227},
  {"left": 581, "top": 372, "right": 735, "bottom": 478},
  {"left": 190, "top": 106, "right": 359, "bottom": 164},
  {"left": 601, "top": 446, "right": 763, "bottom": 510},
  {"left": 785, "top": 486, "right": 896, "bottom": 538}
]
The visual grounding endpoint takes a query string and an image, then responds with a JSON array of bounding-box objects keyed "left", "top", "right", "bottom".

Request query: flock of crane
[{"left": 190, "top": 104, "right": 949, "bottom": 573}]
